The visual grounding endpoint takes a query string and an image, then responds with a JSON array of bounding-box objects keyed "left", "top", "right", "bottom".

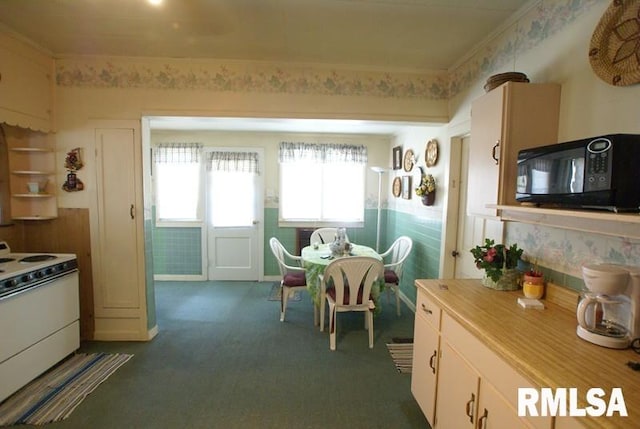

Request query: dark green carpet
[{"left": 22, "top": 281, "right": 428, "bottom": 429}]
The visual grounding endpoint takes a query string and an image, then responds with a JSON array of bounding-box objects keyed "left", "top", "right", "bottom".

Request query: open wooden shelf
[{"left": 492, "top": 205, "right": 640, "bottom": 239}]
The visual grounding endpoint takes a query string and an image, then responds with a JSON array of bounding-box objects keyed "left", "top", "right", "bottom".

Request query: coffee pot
[{"left": 576, "top": 264, "right": 640, "bottom": 349}]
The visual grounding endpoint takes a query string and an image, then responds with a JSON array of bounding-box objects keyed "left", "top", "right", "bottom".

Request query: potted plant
[
  {"left": 470, "top": 239, "right": 523, "bottom": 290},
  {"left": 415, "top": 171, "right": 436, "bottom": 205}
]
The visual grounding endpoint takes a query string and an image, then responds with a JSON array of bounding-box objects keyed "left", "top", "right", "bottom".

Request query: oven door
[{"left": 0, "top": 271, "right": 79, "bottom": 402}]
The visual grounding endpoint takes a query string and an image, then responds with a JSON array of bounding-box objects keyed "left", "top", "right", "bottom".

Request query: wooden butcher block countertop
[{"left": 415, "top": 279, "right": 640, "bottom": 429}]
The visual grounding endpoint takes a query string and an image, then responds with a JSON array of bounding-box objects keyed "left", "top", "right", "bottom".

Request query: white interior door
[
  {"left": 454, "top": 136, "right": 503, "bottom": 279},
  {"left": 206, "top": 149, "right": 263, "bottom": 281}
]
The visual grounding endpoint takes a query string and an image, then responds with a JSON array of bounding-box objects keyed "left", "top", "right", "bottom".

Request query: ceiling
[{"left": 0, "top": 0, "right": 531, "bottom": 133}]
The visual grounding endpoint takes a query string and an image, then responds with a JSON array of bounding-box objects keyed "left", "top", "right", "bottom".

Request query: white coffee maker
[{"left": 576, "top": 263, "right": 640, "bottom": 349}]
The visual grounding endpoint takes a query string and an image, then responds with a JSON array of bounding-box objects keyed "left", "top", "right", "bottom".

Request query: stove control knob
[
  {"left": 5, "top": 279, "right": 17, "bottom": 288},
  {"left": 34, "top": 271, "right": 44, "bottom": 278}
]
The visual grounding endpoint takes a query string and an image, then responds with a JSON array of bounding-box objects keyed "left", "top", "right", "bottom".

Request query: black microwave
[{"left": 516, "top": 134, "right": 640, "bottom": 212}]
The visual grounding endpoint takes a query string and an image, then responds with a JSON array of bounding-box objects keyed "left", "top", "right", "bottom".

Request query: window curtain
[
  {"left": 278, "top": 142, "right": 367, "bottom": 164},
  {"left": 207, "top": 151, "right": 260, "bottom": 174},
  {"left": 153, "top": 143, "right": 202, "bottom": 163}
]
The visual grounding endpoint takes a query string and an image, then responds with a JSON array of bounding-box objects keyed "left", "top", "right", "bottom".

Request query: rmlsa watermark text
[{"left": 518, "top": 388, "right": 627, "bottom": 417}]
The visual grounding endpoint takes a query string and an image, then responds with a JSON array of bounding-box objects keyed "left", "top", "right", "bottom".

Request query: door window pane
[{"left": 208, "top": 170, "right": 255, "bottom": 227}]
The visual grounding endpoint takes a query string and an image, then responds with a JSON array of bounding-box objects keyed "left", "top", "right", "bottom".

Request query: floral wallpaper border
[
  {"left": 55, "top": 0, "right": 599, "bottom": 100},
  {"left": 506, "top": 222, "right": 640, "bottom": 281},
  {"left": 56, "top": 59, "right": 448, "bottom": 100},
  {"left": 448, "top": 0, "right": 600, "bottom": 96}
]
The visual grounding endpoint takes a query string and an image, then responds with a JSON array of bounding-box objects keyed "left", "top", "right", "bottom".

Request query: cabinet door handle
[
  {"left": 429, "top": 350, "right": 437, "bottom": 374},
  {"left": 465, "top": 393, "right": 475, "bottom": 423},
  {"left": 491, "top": 140, "right": 500, "bottom": 165},
  {"left": 478, "top": 408, "right": 488, "bottom": 429},
  {"left": 421, "top": 303, "right": 432, "bottom": 314},
  {"left": 130, "top": 204, "right": 135, "bottom": 219}
]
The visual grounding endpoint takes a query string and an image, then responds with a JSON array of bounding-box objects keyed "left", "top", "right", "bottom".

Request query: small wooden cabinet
[
  {"left": 468, "top": 82, "right": 560, "bottom": 217},
  {"left": 0, "top": 32, "right": 54, "bottom": 133},
  {"left": 5, "top": 125, "right": 57, "bottom": 220}
]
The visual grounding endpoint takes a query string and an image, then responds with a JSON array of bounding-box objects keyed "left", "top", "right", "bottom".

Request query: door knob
[{"left": 451, "top": 250, "right": 460, "bottom": 257}]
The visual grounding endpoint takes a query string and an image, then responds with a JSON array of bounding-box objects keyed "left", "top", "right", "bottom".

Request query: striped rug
[
  {"left": 386, "top": 339, "right": 413, "bottom": 374},
  {"left": 0, "top": 353, "right": 133, "bottom": 426}
]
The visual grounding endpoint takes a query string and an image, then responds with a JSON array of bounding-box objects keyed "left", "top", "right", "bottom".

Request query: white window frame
[
  {"left": 279, "top": 160, "right": 366, "bottom": 228},
  {"left": 153, "top": 145, "right": 205, "bottom": 228}
]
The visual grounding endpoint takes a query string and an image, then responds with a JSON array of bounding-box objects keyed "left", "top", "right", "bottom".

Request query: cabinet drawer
[{"left": 416, "top": 288, "right": 441, "bottom": 331}]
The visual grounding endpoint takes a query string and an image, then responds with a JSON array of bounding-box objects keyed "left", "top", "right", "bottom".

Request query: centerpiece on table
[
  {"left": 470, "top": 239, "right": 523, "bottom": 290},
  {"left": 329, "top": 227, "right": 351, "bottom": 257}
]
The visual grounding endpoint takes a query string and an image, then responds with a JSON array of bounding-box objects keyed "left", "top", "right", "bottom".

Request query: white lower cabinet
[
  {"left": 477, "top": 377, "right": 531, "bottom": 429},
  {"left": 411, "top": 300, "right": 440, "bottom": 423},
  {"left": 411, "top": 289, "right": 553, "bottom": 429},
  {"left": 435, "top": 341, "right": 479, "bottom": 428}
]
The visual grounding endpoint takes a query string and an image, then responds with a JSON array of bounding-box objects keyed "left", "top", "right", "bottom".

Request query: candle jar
[{"left": 523, "top": 274, "right": 545, "bottom": 299}]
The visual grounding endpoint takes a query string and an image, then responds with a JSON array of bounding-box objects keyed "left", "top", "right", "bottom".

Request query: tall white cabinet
[{"left": 92, "top": 123, "right": 150, "bottom": 340}]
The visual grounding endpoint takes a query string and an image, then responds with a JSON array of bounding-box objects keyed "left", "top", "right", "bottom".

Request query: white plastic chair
[
  {"left": 320, "top": 256, "right": 384, "bottom": 350},
  {"left": 379, "top": 236, "right": 413, "bottom": 316},
  {"left": 310, "top": 228, "right": 349, "bottom": 245},
  {"left": 269, "top": 237, "right": 307, "bottom": 322}
]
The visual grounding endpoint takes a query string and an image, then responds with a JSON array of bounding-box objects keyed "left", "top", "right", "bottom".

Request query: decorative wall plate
[
  {"left": 392, "top": 177, "right": 402, "bottom": 197},
  {"left": 425, "top": 139, "right": 439, "bottom": 167},
  {"left": 403, "top": 149, "right": 414, "bottom": 172},
  {"left": 589, "top": 0, "right": 640, "bottom": 86}
]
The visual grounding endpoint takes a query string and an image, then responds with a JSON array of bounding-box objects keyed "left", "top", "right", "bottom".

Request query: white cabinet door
[
  {"left": 467, "top": 84, "right": 503, "bottom": 218},
  {"left": 95, "top": 128, "right": 144, "bottom": 310},
  {"left": 468, "top": 82, "right": 560, "bottom": 217},
  {"left": 411, "top": 313, "right": 439, "bottom": 424},
  {"left": 435, "top": 342, "right": 479, "bottom": 429},
  {"left": 477, "top": 379, "right": 531, "bottom": 429},
  {"left": 0, "top": 34, "right": 52, "bottom": 132}
]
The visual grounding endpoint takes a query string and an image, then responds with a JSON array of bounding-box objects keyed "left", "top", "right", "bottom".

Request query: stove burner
[
  {"left": 0, "top": 257, "right": 14, "bottom": 263},
  {"left": 19, "top": 255, "right": 57, "bottom": 263}
]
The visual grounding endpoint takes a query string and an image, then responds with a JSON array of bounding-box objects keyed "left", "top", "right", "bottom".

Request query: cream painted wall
[
  {"left": 442, "top": 0, "right": 640, "bottom": 283},
  {"left": 6, "top": 0, "right": 637, "bottom": 308}
]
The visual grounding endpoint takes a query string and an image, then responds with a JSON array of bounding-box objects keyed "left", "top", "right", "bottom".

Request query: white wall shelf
[{"left": 492, "top": 205, "right": 640, "bottom": 239}]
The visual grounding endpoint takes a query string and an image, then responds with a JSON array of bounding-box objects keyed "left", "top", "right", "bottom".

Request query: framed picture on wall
[
  {"left": 392, "top": 146, "right": 402, "bottom": 170},
  {"left": 402, "top": 176, "right": 411, "bottom": 199}
]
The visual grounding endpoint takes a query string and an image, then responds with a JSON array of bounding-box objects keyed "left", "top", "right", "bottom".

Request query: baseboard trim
[{"left": 399, "top": 290, "right": 416, "bottom": 313}]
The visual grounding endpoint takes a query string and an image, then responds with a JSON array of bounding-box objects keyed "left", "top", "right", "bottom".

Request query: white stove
[
  {"left": 0, "top": 241, "right": 78, "bottom": 300},
  {"left": 0, "top": 241, "right": 80, "bottom": 402}
]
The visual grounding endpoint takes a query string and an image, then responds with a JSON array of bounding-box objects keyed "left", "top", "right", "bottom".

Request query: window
[
  {"left": 153, "top": 143, "right": 202, "bottom": 222},
  {"left": 279, "top": 142, "right": 366, "bottom": 224},
  {"left": 207, "top": 151, "right": 259, "bottom": 227}
]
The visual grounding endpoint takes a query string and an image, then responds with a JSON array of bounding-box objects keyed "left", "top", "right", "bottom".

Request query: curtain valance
[
  {"left": 153, "top": 143, "right": 202, "bottom": 163},
  {"left": 279, "top": 142, "right": 367, "bottom": 164},
  {"left": 207, "top": 151, "right": 260, "bottom": 174}
]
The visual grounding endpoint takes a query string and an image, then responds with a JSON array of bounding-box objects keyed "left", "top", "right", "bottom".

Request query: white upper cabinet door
[
  {"left": 468, "top": 82, "right": 560, "bottom": 217},
  {"left": 0, "top": 34, "right": 53, "bottom": 132}
]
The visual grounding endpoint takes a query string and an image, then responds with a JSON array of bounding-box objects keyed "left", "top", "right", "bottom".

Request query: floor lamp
[{"left": 370, "top": 166, "right": 387, "bottom": 252}]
